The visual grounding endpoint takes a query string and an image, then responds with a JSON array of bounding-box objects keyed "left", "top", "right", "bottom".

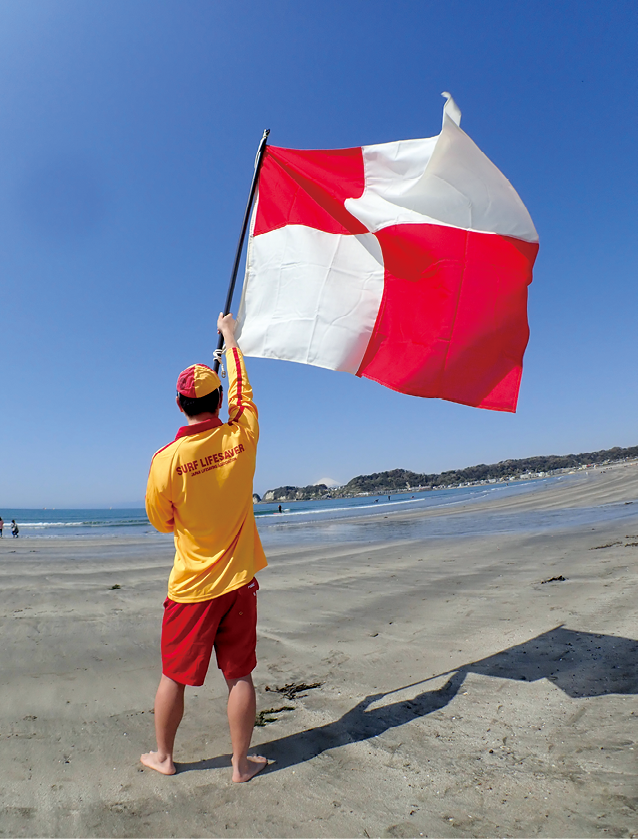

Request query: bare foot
[
  {"left": 140, "top": 750, "right": 176, "bottom": 775},
  {"left": 232, "top": 754, "right": 268, "bottom": 783}
]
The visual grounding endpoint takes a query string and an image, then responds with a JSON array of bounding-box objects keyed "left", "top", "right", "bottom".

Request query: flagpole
[{"left": 213, "top": 128, "right": 270, "bottom": 373}]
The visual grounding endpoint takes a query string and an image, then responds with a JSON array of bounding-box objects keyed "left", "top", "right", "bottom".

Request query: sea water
[{"left": 2, "top": 475, "right": 636, "bottom": 546}]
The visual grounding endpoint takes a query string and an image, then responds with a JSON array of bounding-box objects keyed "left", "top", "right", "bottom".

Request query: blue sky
[{"left": 1, "top": 0, "right": 636, "bottom": 506}]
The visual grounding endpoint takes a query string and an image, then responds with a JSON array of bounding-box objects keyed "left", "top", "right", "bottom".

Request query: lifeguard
[{"left": 141, "top": 313, "right": 267, "bottom": 782}]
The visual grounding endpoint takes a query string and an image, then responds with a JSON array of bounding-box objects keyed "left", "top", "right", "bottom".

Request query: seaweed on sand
[
  {"left": 255, "top": 706, "right": 294, "bottom": 727},
  {"left": 265, "top": 681, "right": 323, "bottom": 700}
]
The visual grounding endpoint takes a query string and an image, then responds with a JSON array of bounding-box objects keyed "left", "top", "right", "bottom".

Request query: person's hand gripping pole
[
  {"left": 217, "top": 312, "right": 238, "bottom": 350},
  {"left": 213, "top": 312, "right": 238, "bottom": 377}
]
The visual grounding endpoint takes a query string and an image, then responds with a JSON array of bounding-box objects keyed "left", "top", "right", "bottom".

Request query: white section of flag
[
  {"left": 238, "top": 224, "right": 384, "bottom": 373},
  {"left": 345, "top": 113, "right": 538, "bottom": 242}
]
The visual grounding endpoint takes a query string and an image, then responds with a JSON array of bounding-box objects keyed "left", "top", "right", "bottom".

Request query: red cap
[{"left": 176, "top": 364, "right": 221, "bottom": 398}]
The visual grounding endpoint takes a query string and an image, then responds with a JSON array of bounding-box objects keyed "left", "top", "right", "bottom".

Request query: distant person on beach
[
  {"left": 142, "top": 313, "right": 267, "bottom": 782},
  {"left": 0, "top": 516, "right": 3, "bottom": 537},
  {"left": 11, "top": 520, "right": 19, "bottom": 538}
]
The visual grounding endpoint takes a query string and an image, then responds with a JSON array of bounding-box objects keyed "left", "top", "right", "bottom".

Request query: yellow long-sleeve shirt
[{"left": 146, "top": 347, "right": 267, "bottom": 603}]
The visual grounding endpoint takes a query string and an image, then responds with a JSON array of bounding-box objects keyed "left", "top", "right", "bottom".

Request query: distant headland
[{"left": 257, "top": 444, "right": 638, "bottom": 503}]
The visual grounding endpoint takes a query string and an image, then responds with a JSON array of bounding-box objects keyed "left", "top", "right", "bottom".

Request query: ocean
[{"left": 2, "top": 474, "right": 636, "bottom": 548}]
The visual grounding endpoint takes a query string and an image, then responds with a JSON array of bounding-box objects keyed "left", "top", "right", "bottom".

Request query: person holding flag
[{"left": 141, "top": 313, "right": 268, "bottom": 782}]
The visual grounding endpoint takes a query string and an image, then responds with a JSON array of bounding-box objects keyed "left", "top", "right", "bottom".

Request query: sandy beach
[{"left": 1, "top": 463, "right": 637, "bottom": 838}]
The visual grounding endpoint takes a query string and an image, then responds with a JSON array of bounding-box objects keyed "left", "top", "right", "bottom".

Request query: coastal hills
[{"left": 260, "top": 444, "right": 638, "bottom": 502}]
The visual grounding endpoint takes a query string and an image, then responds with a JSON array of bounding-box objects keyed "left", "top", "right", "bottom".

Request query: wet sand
[{"left": 1, "top": 462, "right": 637, "bottom": 838}]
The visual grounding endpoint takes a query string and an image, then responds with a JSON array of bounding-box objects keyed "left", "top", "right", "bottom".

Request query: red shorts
[{"left": 161, "top": 579, "right": 259, "bottom": 686}]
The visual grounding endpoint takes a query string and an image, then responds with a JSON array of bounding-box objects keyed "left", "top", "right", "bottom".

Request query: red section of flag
[
  {"left": 255, "top": 146, "right": 367, "bottom": 236},
  {"left": 356, "top": 224, "right": 538, "bottom": 412}
]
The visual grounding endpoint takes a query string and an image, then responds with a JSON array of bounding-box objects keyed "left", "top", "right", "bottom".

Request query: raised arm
[{"left": 218, "top": 312, "right": 258, "bottom": 441}]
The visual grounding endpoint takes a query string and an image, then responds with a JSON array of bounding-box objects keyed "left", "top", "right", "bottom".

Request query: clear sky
[{"left": 1, "top": 0, "right": 636, "bottom": 506}]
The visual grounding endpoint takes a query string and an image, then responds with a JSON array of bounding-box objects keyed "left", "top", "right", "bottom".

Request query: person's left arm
[{"left": 145, "top": 451, "right": 175, "bottom": 533}]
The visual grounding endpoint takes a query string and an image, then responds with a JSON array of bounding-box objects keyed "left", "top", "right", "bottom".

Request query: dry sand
[{"left": 1, "top": 464, "right": 637, "bottom": 838}]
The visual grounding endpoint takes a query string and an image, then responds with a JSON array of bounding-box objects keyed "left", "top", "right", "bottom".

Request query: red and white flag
[{"left": 236, "top": 94, "right": 538, "bottom": 412}]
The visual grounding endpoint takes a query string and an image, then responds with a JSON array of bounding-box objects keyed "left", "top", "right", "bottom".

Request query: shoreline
[{"left": 6, "top": 459, "right": 637, "bottom": 544}]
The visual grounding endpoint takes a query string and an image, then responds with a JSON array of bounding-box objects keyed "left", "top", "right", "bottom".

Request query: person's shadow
[{"left": 177, "top": 626, "right": 638, "bottom": 774}]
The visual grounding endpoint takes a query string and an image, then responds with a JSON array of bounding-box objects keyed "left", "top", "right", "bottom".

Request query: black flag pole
[{"left": 213, "top": 128, "right": 270, "bottom": 373}]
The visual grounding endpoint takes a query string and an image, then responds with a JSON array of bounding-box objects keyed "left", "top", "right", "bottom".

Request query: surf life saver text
[{"left": 176, "top": 444, "right": 245, "bottom": 477}]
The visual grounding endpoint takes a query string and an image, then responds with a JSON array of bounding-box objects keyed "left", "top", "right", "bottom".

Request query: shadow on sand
[{"left": 177, "top": 626, "right": 638, "bottom": 774}]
